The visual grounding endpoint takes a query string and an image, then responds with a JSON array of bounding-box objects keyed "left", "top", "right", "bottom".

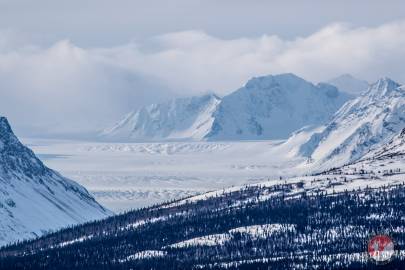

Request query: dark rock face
[
  {"left": 0, "top": 117, "right": 48, "bottom": 178},
  {"left": 0, "top": 117, "right": 110, "bottom": 246}
]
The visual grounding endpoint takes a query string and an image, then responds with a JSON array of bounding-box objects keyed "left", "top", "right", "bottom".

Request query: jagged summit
[
  {"left": 0, "top": 117, "right": 110, "bottom": 246},
  {"left": 0, "top": 117, "right": 48, "bottom": 176},
  {"left": 299, "top": 77, "right": 405, "bottom": 169},
  {"left": 364, "top": 77, "right": 402, "bottom": 99}
]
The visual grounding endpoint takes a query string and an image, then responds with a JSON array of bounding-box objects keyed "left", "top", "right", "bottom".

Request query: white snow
[
  {"left": 206, "top": 73, "right": 349, "bottom": 140},
  {"left": 101, "top": 93, "right": 221, "bottom": 141},
  {"left": 168, "top": 233, "right": 231, "bottom": 248},
  {"left": 101, "top": 74, "right": 349, "bottom": 142},
  {"left": 299, "top": 77, "right": 405, "bottom": 170},
  {"left": 229, "top": 224, "right": 296, "bottom": 237},
  {"left": 23, "top": 138, "right": 310, "bottom": 213},
  {"left": 57, "top": 235, "right": 94, "bottom": 248},
  {"left": 119, "top": 250, "right": 167, "bottom": 262},
  {"left": 168, "top": 224, "right": 296, "bottom": 248},
  {"left": 0, "top": 117, "right": 111, "bottom": 247}
]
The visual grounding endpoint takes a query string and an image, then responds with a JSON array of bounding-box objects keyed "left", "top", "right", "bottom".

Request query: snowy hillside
[
  {"left": 0, "top": 117, "right": 110, "bottom": 246},
  {"left": 206, "top": 73, "right": 350, "bottom": 140},
  {"left": 3, "top": 140, "right": 405, "bottom": 269},
  {"left": 327, "top": 74, "right": 369, "bottom": 96},
  {"left": 329, "top": 127, "right": 405, "bottom": 176},
  {"left": 299, "top": 77, "right": 405, "bottom": 170},
  {"left": 100, "top": 94, "right": 221, "bottom": 141}
]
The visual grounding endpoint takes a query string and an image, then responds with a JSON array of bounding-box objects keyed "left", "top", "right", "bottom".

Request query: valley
[{"left": 23, "top": 138, "right": 310, "bottom": 212}]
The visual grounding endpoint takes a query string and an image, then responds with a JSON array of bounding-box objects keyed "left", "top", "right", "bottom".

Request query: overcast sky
[{"left": 1, "top": 1, "right": 405, "bottom": 137}]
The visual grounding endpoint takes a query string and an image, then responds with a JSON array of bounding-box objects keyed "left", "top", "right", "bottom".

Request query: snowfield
[{"left": 23, "top": 138, "right": 312, "bottom": 213}]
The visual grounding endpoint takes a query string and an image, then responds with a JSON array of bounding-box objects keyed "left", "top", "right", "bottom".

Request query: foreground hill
[
  {"left": 2, "top": 128, "right": 405, "bottom": 269},
  {"left": 101, "top": 74, "right": 349, "bottom": 141},
  {"left": 0, "top": 117, "right": 110, "bottom": 246}
]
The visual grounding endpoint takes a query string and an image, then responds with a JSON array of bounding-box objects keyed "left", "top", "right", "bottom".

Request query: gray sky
[
  {"left": 0, "top": 0, "right": 405, "bottom": 137},
  {"left": 2, "top": 0, "right": 405, "bottom": 47}
]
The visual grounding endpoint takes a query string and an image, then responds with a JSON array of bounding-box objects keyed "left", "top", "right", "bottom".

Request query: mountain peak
[
  {"left": 366, "top": 77, "right": 402, "bottom": 98},
  {"left": 0, "top": 116, "right": 49, "bottom": 176},
  {"left": 327, "top": 74, "right": 369, "bottom": 96},
  {"left": 0, "top": 118, "right": 110, "bottom": 246},
  {"left": 374, "top": 77, "right": 400, "bottom": 88},
  {"left": 207, "top": 74, "right": 349, "bottom": 140},
  {"left": 102, "top": 73, "right": 349, "bottom": 142},
  {"left": 245, "top": 73, "right": 307, "bottom": 90},
  {"left": 0, "top": 116, "right": 15, "bottom": 142},
  {"left": 335, "top": 74, "right": 358, "bottom": 80},
  {"left": 101, "top": 93, "right": 221, "bottom": 141}
]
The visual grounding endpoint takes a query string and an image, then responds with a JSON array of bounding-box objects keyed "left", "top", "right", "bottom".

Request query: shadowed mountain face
[
  {"left": 0, "top": 117, "right": 111, "bottom": 246},
  {"left": 206, "top": 73, "right": 350, "bottom": 140}
]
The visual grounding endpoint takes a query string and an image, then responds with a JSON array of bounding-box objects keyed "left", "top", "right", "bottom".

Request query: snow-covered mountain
[
  {"left": 328, "top": 127, "right": 405, "bottom": 176},
  {"left": 0, "top": 117, "right": 110, "bottom": 246},
  {"left": 100, "top": 94, "right": 221, "bottom": 141},
  {"left": 327, "top": 74, "right": 369, "bottom": 96},
  {"left": 206, "top": 73, "right": 350, "bottom": 140},
  {"left": 102, "top": 74, "right": 350, "bottom": 142},
  {"left": 299, "top": 77, "right": 405, "bottom": 170}
]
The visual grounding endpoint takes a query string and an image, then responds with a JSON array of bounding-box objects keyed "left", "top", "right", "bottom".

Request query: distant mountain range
[
  {"left": 327, "top": 74, "right": 369, "bottom": 96},
  {"left": 0, "top": 117, "right": 110, "bottom": 246},
  {"left": 101, "top": 73, "right": 405, "bottom": 171},
  {"left": 101, "top": 73, "right": 350, "bottom": 141}
]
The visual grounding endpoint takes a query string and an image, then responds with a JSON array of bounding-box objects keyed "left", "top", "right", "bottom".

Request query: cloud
[
  {"left": 0, "top": 20, "right": 405, "bottom": 137},
  {"left": 96, "top": 20, "right": 405, "bottom": 94},
  {"left": 0, "top": 39, "right": 174, "bottom": 137}
]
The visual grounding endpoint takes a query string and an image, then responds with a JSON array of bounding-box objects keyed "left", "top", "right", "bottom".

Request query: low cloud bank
[{"left": 0, "top": 20, "right": 404, "bottom": 137}]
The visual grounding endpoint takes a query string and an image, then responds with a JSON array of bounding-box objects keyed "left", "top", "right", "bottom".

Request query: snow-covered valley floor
[{"left": 22, "top": 138, "right": 310, "bottom": 213}]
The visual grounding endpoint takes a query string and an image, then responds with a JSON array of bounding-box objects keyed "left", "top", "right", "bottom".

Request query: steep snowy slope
[
  {"left": 327, "top": 74, "right": 369, "bottom": 96},
  {"left": 300, "top": 77, "right": 405, "bottom": 170},
  {"left": 0, "top": 117, "right": 110, "bottom": 246},
  {"left": 206, "top": 73, "right": 350, "bottom": 140},
  {"left": 100, "top": 94, "right": 221, "bottom": 141},
  {"left": 329, "top": 128, "right": 405, "bottom": 176}
]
